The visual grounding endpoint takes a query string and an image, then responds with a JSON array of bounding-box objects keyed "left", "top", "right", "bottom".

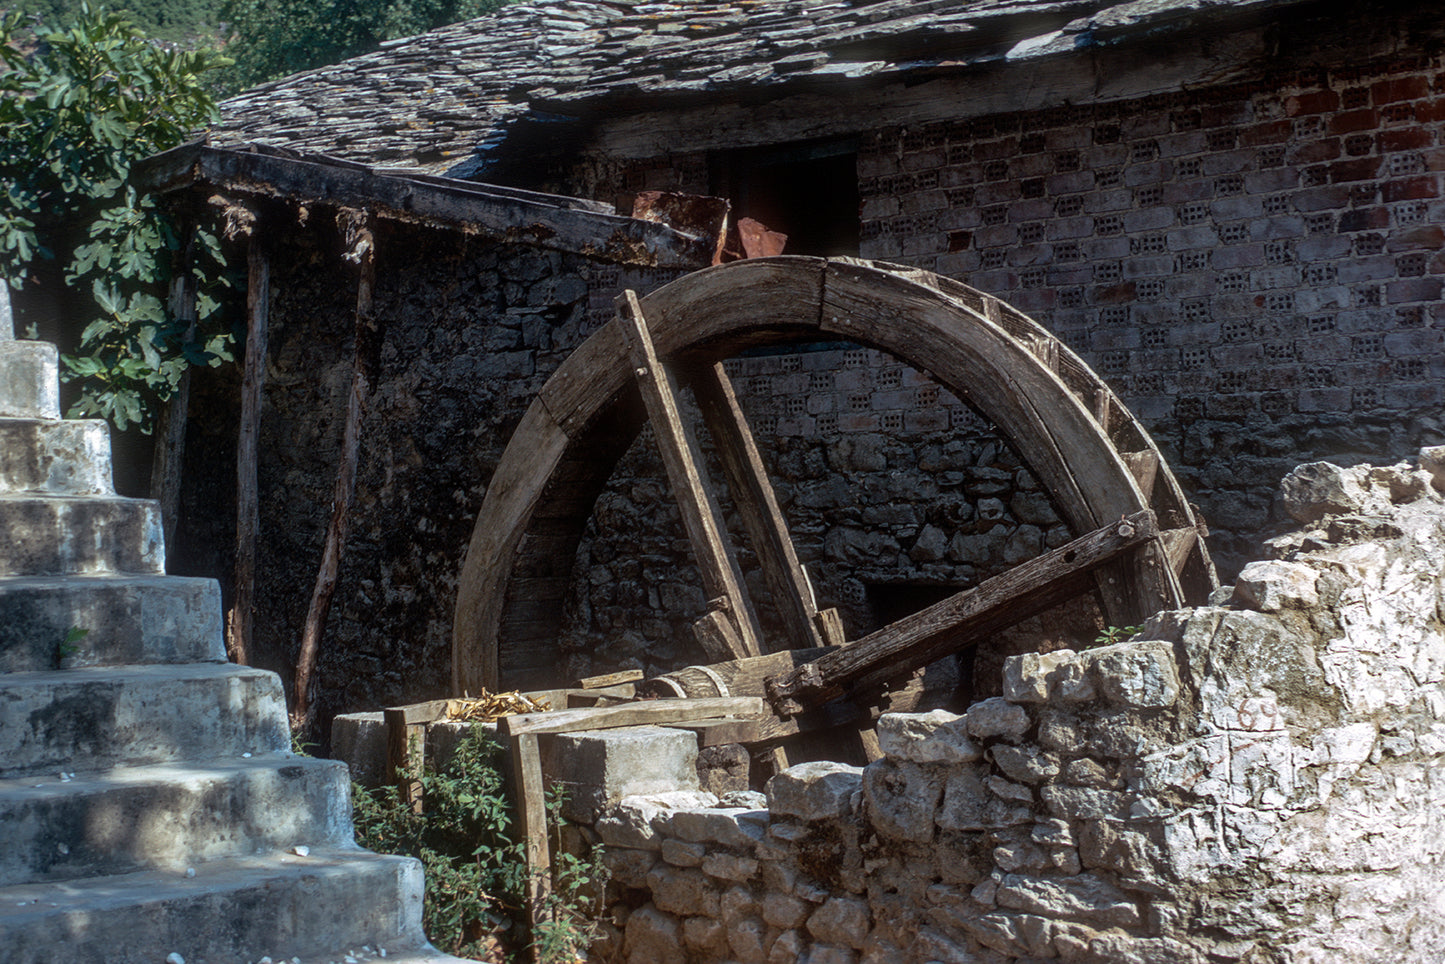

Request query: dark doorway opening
[{"left": 710, "top": 138, "right": 860, "bottom": 257}]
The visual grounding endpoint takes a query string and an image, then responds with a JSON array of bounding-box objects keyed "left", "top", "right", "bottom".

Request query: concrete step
[
  {"left": 0, "top": 664, "right": 289, "bottom": 779},
  {"left": 0, "top": 756, "right": 355, "bottom": 886},
  {"left": 0, "top": 574, "right": 225, "bottom": 673},
  {"left": 0, "top": 847, "right": 448, "bottom": 964},
  {"left": 0, "top": 417, "right": 114, "bottom": 495},
  {"left": 0, "top": 494, "right": 164, "bottom": 575},
  {"left": 0, "top": 340, "right": 60, "bottom": 419}
]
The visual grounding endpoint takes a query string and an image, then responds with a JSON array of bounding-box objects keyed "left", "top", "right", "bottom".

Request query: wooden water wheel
[{"left": 453, "top": 256, "right": 1216, "bottom": 724}]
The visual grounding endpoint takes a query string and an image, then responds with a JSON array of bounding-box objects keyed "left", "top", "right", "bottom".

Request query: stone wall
[
  {"left": 566, "top": 22, "right": 1445, "bottom": 579},
  {"left": 176, "top": 219, "right": 688, "bottom": 722},
  {"left": 566, "top": 449, "right": 1445, "bottom": 963}
]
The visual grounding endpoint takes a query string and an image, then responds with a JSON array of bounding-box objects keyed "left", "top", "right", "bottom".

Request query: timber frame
[{"left": 453, "top": 256, "right": 1217, "bottom": 696}]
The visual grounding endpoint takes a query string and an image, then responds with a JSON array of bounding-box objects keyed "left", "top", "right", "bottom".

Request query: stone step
[
  {"left": 0, "top": 417, "right": 115, "bottom": 495},
  {"left": 0, "top": 847, "right": 445, "bottom": 964},
  {"left": 0, "top": 340, "right": 60, "bottom": 419},
  {"left": 0, "top": 574, "right": 225, "bottom": 673},
  {"left": 0, "top": 664, "right": 289, "bottom": 779},
  {"left": 0, "top": 494, "right": 164, "bottom": 575},
  {"left": 0, "top": 756, "right": 355, "bottom": 887}
]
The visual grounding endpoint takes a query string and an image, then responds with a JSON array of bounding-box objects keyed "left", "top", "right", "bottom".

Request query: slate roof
[{"left": 213, "top": 0, "right": 1310, "bottom": 178}]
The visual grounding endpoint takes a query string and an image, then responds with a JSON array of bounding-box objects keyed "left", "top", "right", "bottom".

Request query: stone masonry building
[{"left": 188, "top": 0, "right": 1445, "bottom": 719}]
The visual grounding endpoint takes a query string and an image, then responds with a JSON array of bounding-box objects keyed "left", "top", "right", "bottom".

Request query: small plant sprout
[
  {"left": 57, "top": 626, "right": 89, "bottom": 663},
  {"left": 1094, "top": 624, "right": 1142, "bottom": 646}
]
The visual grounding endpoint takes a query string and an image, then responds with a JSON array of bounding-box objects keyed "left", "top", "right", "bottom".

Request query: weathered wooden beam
[
  {"left": 690, "top": 361, "right": 824, "bottom": 653},
  {"left": 576, "top": 669, "right": 644, "bottom": 690},
  {"left": 765, "top": 510, "right": 1160, "bottom": 716},
  {"left": 509, "top": 732, "right": 550, "bottom": 940},
  {"left": 616, "top": 290, "right": 762, "bottom": 660},
  {"left": 384, "top": 706, "right": 427, "bottom": 813},
  {"left": 133, "top": 143, "right": 713, "bottom": 269},
  {"left": 497, "top": 696, "right": 766, "bottom": 738},
  {"left": 225, "top": 222, "right": 267, "bottom": 667}
]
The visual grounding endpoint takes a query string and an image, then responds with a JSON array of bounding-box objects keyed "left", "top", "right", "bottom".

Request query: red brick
[
  {"left": 1417, "top": 100, "right": 1445, "bottom": 124},
  {"left": 1286, "top": 90, "right": 1340, "bottom": 115},
  {"left": 1329, "top": 109, "right": 1379, "bottom": 134},
  {"left": 1427, "top": 149, "right": 1445, "bottom": 172},
  {"left": 1383, "top": 130, "right": 1435, "bottom": 155},
  {"left": 1330, "top": 158, "right": 1383, "bottom": 182},
  {"left": 1373, "top": 76, "right": 1431, "bottom": 104},
  {"left": 1382, "top": 177, "right": 1439, "bottom": 202}
]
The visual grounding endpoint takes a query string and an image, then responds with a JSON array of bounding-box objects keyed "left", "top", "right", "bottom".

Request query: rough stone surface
[
  {"left": 560, "top": 458, "right": 1445, "bottom": 964},
  {"left": 876, "top": 710, "right": 981, "bottom": 764},
  {"left": 767, "top": 761, "right": 862, "bottom": 822},
  {"left": 544, "top": 725, "right": 699, "bottom": 822}
]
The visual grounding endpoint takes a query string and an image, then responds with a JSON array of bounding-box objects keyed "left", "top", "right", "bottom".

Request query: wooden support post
[
  {"left": 615, "top": 290, "right": 761, "bottom": 660},
  {"left": 691, "top": 361, "right": 825, "bottom": 652},
  {"left": 384, "top": 705, "right": 428, "bottom": 813},
  {"left": 510, "top": 732, "right": 550, "bottom": 942},
  {"left": 293, "top": 210, "right": 378, "bottom": 733},
  {"left": 149, "top": 225, "right": 197, "bottom": 561},
  {"left": 766, "top": 510, "right": 1161, "bottom": 716},
  {"left": 226, "top": 222, "right": 267, "bottom": 667},
  {"left": 814, "top": 607, "right": 847, "bottom": 647}
]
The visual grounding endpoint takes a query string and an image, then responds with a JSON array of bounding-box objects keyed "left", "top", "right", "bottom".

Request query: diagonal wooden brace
[{"left": 764, "top": 509, "right": 1162, "bottom": 716}]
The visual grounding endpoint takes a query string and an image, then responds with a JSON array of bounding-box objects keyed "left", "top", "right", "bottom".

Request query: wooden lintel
[
  {"left": 765, "top": 509, "right": 1161, "bottom": 716},
  {"left": 616, "top": 290, "right": 762, "bottom": 660},
  {"left": 690, "top": 361, "right": 825, "bottom": 652}
]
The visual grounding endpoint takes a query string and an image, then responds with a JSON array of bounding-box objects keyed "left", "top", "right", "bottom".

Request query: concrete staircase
[{"left": 0, "top": 288, "right": 464, "bottom": 964}]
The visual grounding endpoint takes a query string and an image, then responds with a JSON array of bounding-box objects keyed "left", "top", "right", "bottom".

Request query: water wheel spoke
[
  {"left": 615, "top": 289, "right": 763, "bottom": 660},
  {"left": 688, "top": 359, "right": 827, "bottom": 653}
]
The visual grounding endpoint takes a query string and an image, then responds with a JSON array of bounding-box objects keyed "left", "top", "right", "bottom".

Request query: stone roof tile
[{"left": 213, "top": 0, "right": 1309, "bottom": 177}]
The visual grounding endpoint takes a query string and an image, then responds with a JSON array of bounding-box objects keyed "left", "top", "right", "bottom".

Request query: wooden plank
[
  {"left": 498, "top": 696, "right": 767, "bottom": 737},
  {"left": 643, "top": 647, "right": 835, "bottom": 699},
  {"left": 225, "top": 232, "right": 268, "bottom": 667},
  {"left": 576, "top": 669, "right": 644, "bottom": 689},
  {"left": 766, "top": 510, "right": 1160, "bottom": 716},
  {"left": 1122, "top": 450, "right": 1160, "bottom": 499},
  {"left": 665, "top": 717, "right": 767, "bottom": 747},
  {"left": 815, "top": 608, "right": 847, "bottom": 648},
  {"left": 616, "top": 289, "right": 762, "bottom": 660},
  {"left": 1160, "top": 525, "right": 1201, "bottom": 575},
  {"left": 384, "top": 707, "right": 426, "bottom": 813},
  {"left": 693, "top": 607, "right": 746, "bottom": 662},
  {"left": 510, "top": 732, "right": 550, "bottom": 939},
  {"left": 691, "top": 361, "right": 824, "bottom": 652}
]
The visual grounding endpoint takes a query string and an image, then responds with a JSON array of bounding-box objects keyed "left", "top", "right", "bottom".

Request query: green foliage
[
  {"left": 218, "top": 0, "right": 512, "bottom": 93},
  {"left": 352, "top": 725, "right": 607, "bottom": 962},
  {"left": 0, "top": 3, "right": 235, "bottom": 431},
  {"left": 1094, "top": 624, "right": 1142, "bottom": 646},
  {"left": 3, "top": 0, "right": 226, "bottom": 46}
]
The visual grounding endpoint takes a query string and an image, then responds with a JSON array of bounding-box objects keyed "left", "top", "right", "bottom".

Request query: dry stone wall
[{"left": 573, "top": 449, "right": 1445, "bottom": 964}]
